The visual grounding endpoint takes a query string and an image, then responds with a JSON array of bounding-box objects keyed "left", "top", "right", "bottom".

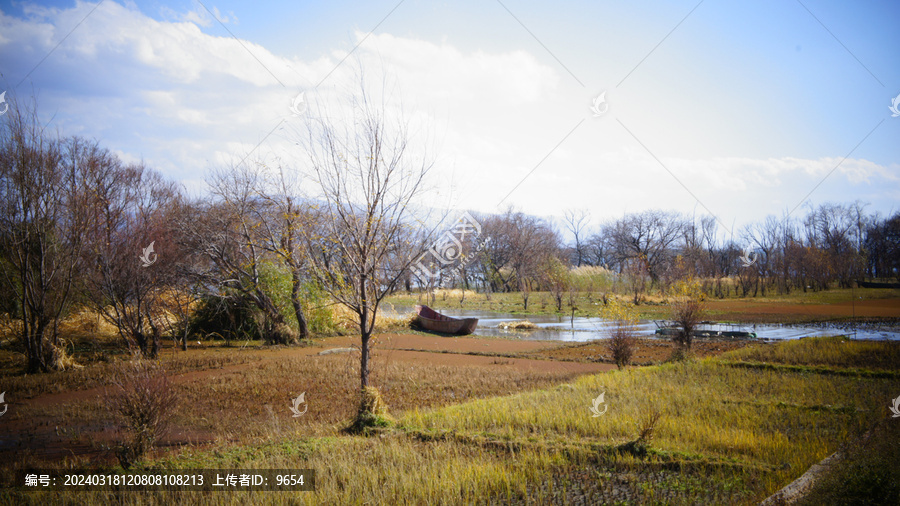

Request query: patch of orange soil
[
  {"left": 705, "top": 298, "right": 900, "bottom": 323},
  {"left": 371, "top": 347, "right": 614, "bottom": 374},
  {"left": 322, "top": 333, "right": 561, "bottom": 354}
]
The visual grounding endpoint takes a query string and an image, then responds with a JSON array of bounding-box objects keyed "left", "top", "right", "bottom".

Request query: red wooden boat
[{"left": 414, "top": 305, "right": 479, "bottom": 335}]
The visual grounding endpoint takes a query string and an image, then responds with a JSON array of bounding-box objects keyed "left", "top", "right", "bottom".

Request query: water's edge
[{"left": 383, "top": 306, "right": 900, "bottom": 342}]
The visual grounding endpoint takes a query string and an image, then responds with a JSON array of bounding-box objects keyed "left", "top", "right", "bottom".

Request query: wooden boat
[{"left": 414, "top": 305, "right": 479, "bottom": 335}]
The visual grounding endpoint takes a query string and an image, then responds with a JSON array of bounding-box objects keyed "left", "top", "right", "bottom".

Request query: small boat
[
  {"left": 655, "top": 327, "right": 757, "bottom": 339},
  {"left": 414, "top": 305, "right": 479, "bottom": 335}
]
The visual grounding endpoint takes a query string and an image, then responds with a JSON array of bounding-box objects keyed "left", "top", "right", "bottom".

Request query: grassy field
[{"left": 2, "top": 334, "right": 897, "bottom": 505}]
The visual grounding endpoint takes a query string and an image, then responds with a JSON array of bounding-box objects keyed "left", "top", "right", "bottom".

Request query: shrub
[
  {"left": 600, "top": 298, "right": 638, "bottom": 369},
  {"left": 188, "top": 294, "right": 262, "bottom": 344},
  {"left": 666, "top": 346, "right": 694, "bottom": 362},
  {"left": 670, "top": 278, "right": 706, "bottom": 350},
  {"left": 617, "top": 408, "right": 662, "bottom": 458},
  {"left": 346, "top": 386, "right": 392, "bottom": 434},
  {"left": 105, "top": 359, "right": 179, "bottom": 469},
  {"left": 259, "top": 262, "right": 337, "bottom": 336}
]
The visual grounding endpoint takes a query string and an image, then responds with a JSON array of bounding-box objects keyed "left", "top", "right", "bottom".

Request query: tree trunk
[
  {"left": 254, "top": 288, "right": 292, "bottom": 344},
  {"left": 360, "top": 333, "right": 370, "bottom": 388},
  {"left": 359, "top": 275, "right": 370, "bottom": 389},
  {"left": 25, "top": 328, "right": 46, "bottom": 373},
  {"left": 147, "top": 314, "right": 161, "bottom": 359},
  {"left": 290, "top": 270, "right": 309, "bottom": 339},
  {"left": 26, "top": 316, "right": 57, "bottom": 373}
]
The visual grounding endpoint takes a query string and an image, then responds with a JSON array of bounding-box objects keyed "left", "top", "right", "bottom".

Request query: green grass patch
[
  {"left": 400, "top": 358, "right": 893, "bottom": 502},
  {"left": 722, "top": 335, "right": 900, "bottom": 371}
]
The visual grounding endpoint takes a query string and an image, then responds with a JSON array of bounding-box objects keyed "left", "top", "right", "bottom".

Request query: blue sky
[{"left": 0, "top": 0, "right": 898, "bottom": 239}]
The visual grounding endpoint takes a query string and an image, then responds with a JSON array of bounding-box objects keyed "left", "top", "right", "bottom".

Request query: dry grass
[
  {"left": 402, "top": 357, "right": 895, "bottom": 500},
  {"left": 328, "top": 303, "right": 416, "bottom": 334},
  {"left": 6, "top": 345, "right": 591, "bottom": 472},
  {"left": 497, "top": 320, "right": 537, "bottom": 330},
  {"left": 164, "top": 351, "right": 589, "bottom": 443},
  {"left": 722, "top": 335, "right": 900, "bottom": 371},
  {"left": 0, "top": 347, "right": 257, "bottom": 399},
  {"left": 3, "top": 334, "right": 897, "bottom": 505},
  {"left": 527, "top": 338, "right": 751, "bottom": 365}
]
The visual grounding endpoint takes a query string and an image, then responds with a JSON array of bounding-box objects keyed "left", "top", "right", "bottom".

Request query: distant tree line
[{"left": 428, "top": 205, "right": 898, "bottom": 301}]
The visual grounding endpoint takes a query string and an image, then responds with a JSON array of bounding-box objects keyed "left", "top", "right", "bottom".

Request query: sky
[{"left": 0, "top": 0, "right": 898, "bottom": 241}]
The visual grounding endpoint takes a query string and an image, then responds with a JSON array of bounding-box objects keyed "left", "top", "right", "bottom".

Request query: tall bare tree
[
  {"left": 299, "top": 73, "right": 435, "bottom": 398},
  {"left": 0, "top": 97, "right": 87, "bottom": 372},
  {"left": 564, "top": 208, "right": 590, "bottom": 267},
  {"left": 82, "top": 159, "right": 182, "bottom": 358}
]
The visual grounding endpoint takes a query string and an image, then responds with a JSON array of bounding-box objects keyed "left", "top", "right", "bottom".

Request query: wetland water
[{"left": 384, "top": 306, "right": 900, "bottom": 342}]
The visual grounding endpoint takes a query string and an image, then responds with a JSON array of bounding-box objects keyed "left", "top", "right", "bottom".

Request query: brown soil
[
  {"left": 704, "top": 298, "right": 900, "bottom": 323},
  {"left": 0, "top": 334, "right": 608, "bottom": 467},
  {"left": 0, "top": 333, "right": 745, "bottom": 469}
]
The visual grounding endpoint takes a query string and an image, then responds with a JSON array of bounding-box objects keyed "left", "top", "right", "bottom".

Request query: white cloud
[
  {"left": 0, "top": 1, "right": 895, "bottom": 231},
  {"left": 358, "top": 31, "right": 559, "bottom": 105}
]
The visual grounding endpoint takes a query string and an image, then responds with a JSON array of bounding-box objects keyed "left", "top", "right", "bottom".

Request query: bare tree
[
  {"left": 82, "top": 159, "right": 182, "bottom": 358},
  {"left": 544, "top": 255, "right": 570, "bottom": 312},
  {"left": 603, "top": 210, "right": 686, "bottom": 285},
  {"left": 157, "top": 282, "right": 199, "bottom": 351},
  {"left": 299, "top": 72, "right": 435, "bottom": 404},
  {"left": 865, "top": 212, "right": 900, "bottom": 280},
  {"left": 803, "top": 202, "right": 868, "bottom": 288},
  {"left": 564, "top": 208, "right": 590, "bottom": 267},
  {"left": 0, "top": 97, "right": 87, "bottom": 372},
  {"left": 583, "top": 232, "right": 609, "bottom": 267},
  {"left": 625, "top": 255, "right": 650, "bottom": 304},
  {"left": 483, "top": 208, "right": 560, "bottom": 310},
  {"left": 478, "top": 213, "right": 517, "bottom": 292}
]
